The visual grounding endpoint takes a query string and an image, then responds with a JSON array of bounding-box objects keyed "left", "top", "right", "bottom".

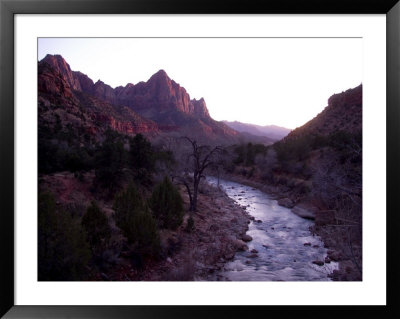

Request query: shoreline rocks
[
  {"left": 211, "top": 173, "right": 362, "bottom": 281},
  {"left": 291, "top": 205, "right": 315, "bottom": 220},
  {"left": 277, "top": 197, "right": 295, "bottom": 208},
  {"left": 242, "top": 234, "right": 253, "bottom": 242}
]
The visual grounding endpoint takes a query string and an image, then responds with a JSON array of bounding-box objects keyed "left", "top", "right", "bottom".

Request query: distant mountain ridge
[
  {"left": 42, "top": 55, "right": 211, "bottom": 120},
  {"left": 38, "top": 54, "right": 239, "bottom": 143},
  {"left": 222, "top": 121, "right": 291, "bottom": 141}
]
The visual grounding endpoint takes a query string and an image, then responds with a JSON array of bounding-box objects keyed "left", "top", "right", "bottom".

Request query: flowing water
[{"left": 206, "top": 177, "right": 338, "bottom": 281}]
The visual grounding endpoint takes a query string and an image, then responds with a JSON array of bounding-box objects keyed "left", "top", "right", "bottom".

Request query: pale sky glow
[{"left": 38, "top": 38, "right": 362, "bottom": 129}]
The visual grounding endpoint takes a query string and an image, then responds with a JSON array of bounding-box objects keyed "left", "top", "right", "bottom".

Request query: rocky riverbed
[
  {"left": 205, "top": 177, "right": 338, "bottom": 281},
  {"left": 211, "top": 173, "right": 362, "bottom": 281}
]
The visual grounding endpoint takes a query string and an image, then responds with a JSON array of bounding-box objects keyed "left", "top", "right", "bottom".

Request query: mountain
[
  {"left": 222, "top": 121, "right": 291, "bottom": 141},
  {"left": 269, "top": 84, "right": 362, "bottom": 225},
  {"left": 269, "top": 84, "right": 362, "bottom": 281},
  {"left": 235, "top": 131, "right": 276, "bottom": 145},
  {"left": 284, "top": 84, "right": 362, "bottom": 140},
  {"left": 38, "top": 55, "right": 159, "bottom": 138},
  {"left": 39, "top": 54, "right": 238, "bottom": 144}
]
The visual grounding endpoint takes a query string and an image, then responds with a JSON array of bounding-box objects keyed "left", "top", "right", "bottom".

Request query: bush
[
  {"left": 129, "top": 133, "right": 155, "bottom": 185},
  {"left": 81, "top": 201, "right": 112, "bottom": 254},
  {"left": 234, "top": 143, "right": 268, "bottom": 166},
  {"left": 94, "top": 129, "right": 125, "bottom": 194},
  {"left": 185, "top": 215, "right": 195, "bottom": 233},
  {"left": 247, "top": 167, "right": 255, "bottom": 178},
  {"left": 113, "top": 184, "right": 160, "bottom": 255},
  {"left": 240, "top": 168, "right": 247, "bottom": 176},
  {"left": 149, "top": 176, "right": 184, "bottom": 230},
  {"left": 38, "top": 192, "right": 91, "bottom": 281}
]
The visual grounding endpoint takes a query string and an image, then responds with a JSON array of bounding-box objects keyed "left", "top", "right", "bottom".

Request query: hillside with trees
[{"left": 215, "top": 85, "right": 362, "bottom": 280}]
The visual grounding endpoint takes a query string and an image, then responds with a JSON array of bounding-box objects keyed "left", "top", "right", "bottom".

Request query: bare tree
[{"left": 178, "top": 137, "right": 222, "bottom": 211}]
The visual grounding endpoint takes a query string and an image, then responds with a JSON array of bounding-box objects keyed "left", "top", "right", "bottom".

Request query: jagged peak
[
  {"left": 149, "top": 69, "right": 171, "bottom": 82},
  {"left": 155, "top": 69, "right": 168, "bottom": 76},
  {"left": 41, "top": 54, "right": 70, "bottom": 69},
  {"left": 42, "top": 53, "right": 64, "bottom": 61}
]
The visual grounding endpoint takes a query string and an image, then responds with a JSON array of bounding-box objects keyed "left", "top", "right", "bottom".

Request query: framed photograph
[{"left": 1, "top": 0, "right": 399, "bottom": 318}]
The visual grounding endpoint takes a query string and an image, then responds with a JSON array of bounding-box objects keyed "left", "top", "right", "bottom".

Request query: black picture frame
[{"left": 1, "top": 0, "right": 399, "bottom": 318}]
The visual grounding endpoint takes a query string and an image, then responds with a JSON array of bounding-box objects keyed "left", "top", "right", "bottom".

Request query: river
[{"left": 206, "top": 176, "right": 338, "bottom": 281}]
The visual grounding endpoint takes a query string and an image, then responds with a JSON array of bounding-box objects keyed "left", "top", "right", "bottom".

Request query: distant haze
[
  {"left": 38, "top": 38, "right": 362, "bottom": 129},
  {"left": 222, "top": 121, "right": 291, "bottom": 141}
]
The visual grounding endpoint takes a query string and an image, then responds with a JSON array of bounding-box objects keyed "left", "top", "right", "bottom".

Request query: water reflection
[{"left": 206, "top": 177, "right": 338, "bottom": 281}]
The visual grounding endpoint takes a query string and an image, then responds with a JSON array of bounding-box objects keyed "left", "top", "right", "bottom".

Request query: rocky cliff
[
  {"left": 39, "top": 54, "right": 237, "bottom": 143},
  {"left": 38, "top": 56, "right": 159, "bottom": 138}
]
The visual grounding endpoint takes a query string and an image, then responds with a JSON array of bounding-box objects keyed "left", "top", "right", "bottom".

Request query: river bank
[
  {"left": 206, "top": 177, "right": 338, "bottom": 281},
  {"left": 210, "top": 172, "right": 361, "bottom": 281},
  {"left": 39, "top": 171, "right": 358, "bottom": 281},
  {"left": 138, "top": 181, "right": 252, "bottom": 280},
  {"left": 39, "top": 171, "right": 251, "bottom": 281}
]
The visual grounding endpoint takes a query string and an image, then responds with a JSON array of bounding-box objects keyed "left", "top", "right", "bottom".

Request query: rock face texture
[
  {"left": 38, "top": 54, "right": 237, "bottom": 142},
  {"left": 41, "top": 54, "right": 83, "bottom": 91},
  {"left": 38, "top": 56, "right": 159, "bottom": 138}
]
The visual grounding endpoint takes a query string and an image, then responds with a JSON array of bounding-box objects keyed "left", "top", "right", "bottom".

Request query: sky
[{"left": 38, "top": 38, "right": 362, "bottom": 129}]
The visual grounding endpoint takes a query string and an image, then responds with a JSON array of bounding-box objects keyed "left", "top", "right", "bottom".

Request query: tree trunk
[
  {"left": 192, "top": 179, "right": 200, "bottom": 211},
  {"left": 183, "top": 180, "right": 194, "bottom": 212}
]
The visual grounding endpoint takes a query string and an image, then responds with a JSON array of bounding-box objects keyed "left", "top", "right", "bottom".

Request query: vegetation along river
[{"left": 206, "top": 177, "right": 338, "bottom": 281}]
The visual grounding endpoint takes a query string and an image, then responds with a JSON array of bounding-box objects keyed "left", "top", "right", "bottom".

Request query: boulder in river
[
  {"left": 324, "top": 256, "right": 331, "bottom": 263},
  {"left": 312, "top": 260, "right": 324, "bottom": 266},
  {"left": 291, "top": 205, "right": 315, "bottom": 220},
  {"left": 242, "top": 234, "right": 253, "bottom": 242},
  {"left": 224, "top": 252, "right": 235, "bottom": 260},
  {"left": 327, "top": 250, "right": 342, "bottom": 261},
  {"left": 233, "top": 239, "right": 248, "bottom": 251}
]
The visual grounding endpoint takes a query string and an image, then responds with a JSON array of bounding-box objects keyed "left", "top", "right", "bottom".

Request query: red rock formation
[
  {"left": 192, "top": 98, "right": 210, "bottom": 118},
  {"left": 41, "top": 54, "right": 82, "bottom": 91},
  {"left": 112, "top": 69, "right": 207, "bottom": 118},
  {"left": 73, "top": 71, "right": 94, "bottom": 93},
  {"left": 38, "top": 54, "right": 238, "bottom": 142},
  {"left": 38, "top": 61, "right": 76, "bottom": 101},
  {"left": 38, "top": 58, "right": 160, "bottom": 138},
  {"left": 92, "top": 80, "right": 118, "bottom": 105}
]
